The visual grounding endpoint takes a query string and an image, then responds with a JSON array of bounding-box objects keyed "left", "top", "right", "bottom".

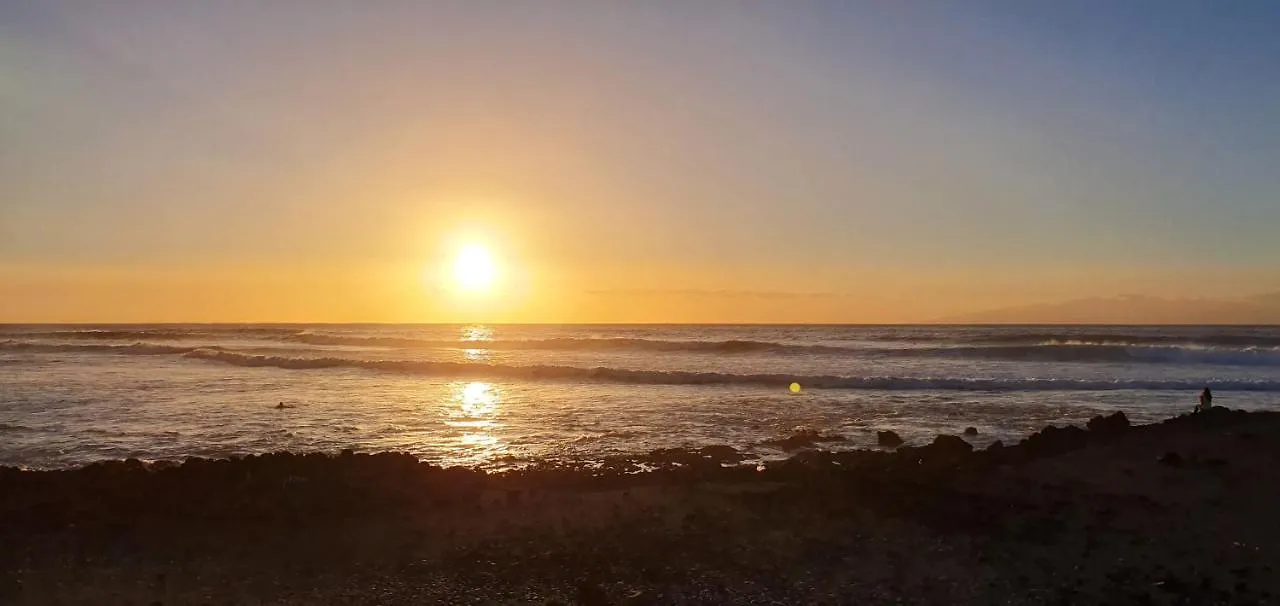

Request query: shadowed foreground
[{"left": 2, "top": 408, "right": 1278, "bottom": 604}]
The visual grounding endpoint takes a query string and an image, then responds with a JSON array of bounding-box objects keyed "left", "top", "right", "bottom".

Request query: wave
[
  {"left": 286, "top": 333, "right": 853, "bottom": 355},
  {"left": 8, "top": 337, "right": 1279, "bottom": 368},
  {"left": 890, "top": 344, "right": 1280, "bottom": 367},
  {"left": 5, "top": 329, "right": 853, "bottom": 355},
  {"left": 177, "top": 349, "right": 1280, "bottom": 392},
  {"left": 6, "top": 327, "right": 302, "bottom": 341},
  {"left": 6, "top": 339, "right": 1277, "bottom": 391},
  {"left": 10, "top": 326, "right": 1280, "bottom": 358},
  {"left": 969, "top": 333, "right": 1280, "bottom": 348},
  {"left": 0, "top": 341, "right": 206, "bottom": 355}
]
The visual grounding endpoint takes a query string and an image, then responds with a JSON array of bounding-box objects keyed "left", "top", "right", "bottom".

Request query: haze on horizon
[{"left": 3, "top": 1, "right": 1278, "bottom": 324}]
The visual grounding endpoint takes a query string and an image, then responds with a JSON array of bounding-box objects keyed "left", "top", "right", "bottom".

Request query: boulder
[
  {"left": 918, "top": 434, "right": 973, "bottom": 466},
  {"left": 930, "top": 434, "right": 973, "bottom": 454},
  {"left": 978, "top": 440, "right": 1007, "bottom": 466},
  {"left": 877, "top": 430, "right": 904, "bottom": 448},
  {"left": 1087, "top": 411, "right": 1130, "bottom": 437},
  {"left": 1186, "top": 406, "right": 1248, "bottom": 429},
  {"left": 963, "top": 427, "right": 978, "bottom": 436},
  {"left": 1020, "top": 425, "right": 1088, "bottom": 458}
]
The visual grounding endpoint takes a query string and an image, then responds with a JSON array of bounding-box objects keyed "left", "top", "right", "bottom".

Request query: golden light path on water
[
  {"left": 461, "top": 324, "right": 493, "bottom": 361},
  {"left": 444, "top": 381, "right": 506, "bottom": 459},
  {"left": 444, "top": 327, "right": 506, "bottom": 460},
  {"left": 461, "top": 325, "right": 493, "bottom": 342},
  {"left": 5, "top": 323, "right": 1277, "bottom": 471}
]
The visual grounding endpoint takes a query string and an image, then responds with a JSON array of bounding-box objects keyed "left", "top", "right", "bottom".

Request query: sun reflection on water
[
  {"left": 460, "top": 381, "right": 497, "bottom": 416},
  {"left": 460, "top": 325, "right": 492, "bottom": 362},
  {"left": 445, "top": 381, "right": 507, "bottom": 462},
  {"left": 461, "top": 325, "right": 492, "bottom": 342},
  {"left": 460, "top": 432, "right": 500, "bottom": 449}
]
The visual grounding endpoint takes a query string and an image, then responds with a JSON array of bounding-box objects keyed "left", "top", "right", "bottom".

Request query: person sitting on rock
[{"left": 1197, "top": 387, "right": 1213, "bottom": 413}]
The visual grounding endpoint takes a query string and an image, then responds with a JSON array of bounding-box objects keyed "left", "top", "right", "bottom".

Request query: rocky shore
[{"left": 2, "top": 407, "right": 1278, "bottom": 604}]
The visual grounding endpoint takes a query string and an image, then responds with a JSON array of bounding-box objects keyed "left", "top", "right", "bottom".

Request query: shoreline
[
  {"left": 0, "top": 402, "right": 1220, "bottom": 474},
  {"left": 0, "top": 406, "right": 1238, "bottom": 476},
  {"left": 3, "top": 407, "right": 1278, "bottom": 603}
]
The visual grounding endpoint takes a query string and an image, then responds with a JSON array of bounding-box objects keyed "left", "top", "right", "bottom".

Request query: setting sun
[{"left": 452, "top": 243, "right": 498, "bottom": 293}]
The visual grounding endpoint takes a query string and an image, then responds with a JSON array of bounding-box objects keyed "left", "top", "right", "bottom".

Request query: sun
[{"left": 451, "top": 243, "right": 498, "bottom": 293}]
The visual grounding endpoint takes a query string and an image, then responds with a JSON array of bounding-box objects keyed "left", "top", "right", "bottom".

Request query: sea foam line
[
  {"left": 6, "top": 340, "right": 1279, "bottom": 391},
  {"left": 177, "top": 349, "right": 1280, "bottom": 392}
]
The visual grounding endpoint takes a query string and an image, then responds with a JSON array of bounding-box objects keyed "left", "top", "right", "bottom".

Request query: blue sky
[{"left": 1, "top": 1, "right": 1278, "bottom": 321}]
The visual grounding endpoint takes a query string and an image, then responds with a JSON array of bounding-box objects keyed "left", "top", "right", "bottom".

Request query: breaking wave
[
  {"left": 892, "top": 344, "right": 1280, "bottom": 366},
  {"left": 7, "top": 337, "right": 1280, "bottom": 368},
  {"left": 172, "top": 349, "right": 1280, "bottom": 392},
  {"left": 5, "top": 339, "right": 1280, "bottom": 390},
  {"left": 4, "top": 327, "right": 302, "bottom": 341},
  {"left": 969, "top": 333, "right": 1280, "bottom": 348},
  {"left": 8, "top": 327, "right": 1280, "bottom": 365},
  {"left": 0, "top": 341, "right": 206, "bottom": 355},
  {"left": 285, "top": 333, "right": 852, "bottom": 354}
]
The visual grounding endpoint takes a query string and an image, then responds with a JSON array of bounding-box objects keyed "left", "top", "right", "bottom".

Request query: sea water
[{"left": 3, "top": 324, "right": 1279, "bottom": 469}]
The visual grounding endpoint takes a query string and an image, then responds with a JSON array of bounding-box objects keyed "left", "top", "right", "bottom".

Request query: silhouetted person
[{"left": 1197, "top": 387, "right": 1213, "bottom": 413}]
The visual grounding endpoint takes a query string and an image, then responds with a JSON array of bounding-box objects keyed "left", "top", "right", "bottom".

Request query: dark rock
[
  {"left": 915, "top": 434, "right": 973, "bottom": 467},
  {"left": 1019, "top": 425, "right": 1088, "bottom": 458},
  {"left": 1183, "top": 406, "right": 1247, "bottom": 428},
  {"left": 1087, "top": 411, "right": 1130, "bottom": 437},
  {"left": 877, "top": 430, "right": 904, "bottom": 448},
  {"left": 963, "top": 427, "right": 978, "bottom": 435},
  {"left": 929, "top": 434, "right": 973, "bottom": 454},
  {"left": 783, "top": 449, "right": 840, "bottom": 470},
  {"left": 697, "top": 445, "right": 744, "bottom": 464},
  {"left": 1158, "top": 452, "right": 1184, "bottom": 467},
  {"left": 645, "top": 448, "right": 702, "bottom": 467}
]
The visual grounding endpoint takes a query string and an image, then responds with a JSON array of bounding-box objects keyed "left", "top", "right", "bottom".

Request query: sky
[{"left": 2, "top": 1, "right": 1278, "bottom": 323}]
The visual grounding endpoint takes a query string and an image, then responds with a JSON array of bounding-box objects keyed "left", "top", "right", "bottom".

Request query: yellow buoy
[{"left": 789, "top": 382, "right": 802, "bottom": 393}]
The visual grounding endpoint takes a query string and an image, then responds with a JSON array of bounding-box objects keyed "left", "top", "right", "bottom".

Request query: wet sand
[{"left": 2, "top": 407, "right": 1278, "bottom": 604}]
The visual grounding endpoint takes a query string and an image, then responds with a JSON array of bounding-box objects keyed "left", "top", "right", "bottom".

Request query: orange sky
[
  {"left": 3, "top": 3, "right": 1278, "bottom": 323},
  {"left": 4, "top": 260, "right": 1276, "bottom": 324}
]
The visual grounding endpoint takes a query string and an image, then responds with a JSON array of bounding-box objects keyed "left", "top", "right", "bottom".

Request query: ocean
[{"left": 2, "top": 324, "right": 1279, "bottom": 469}]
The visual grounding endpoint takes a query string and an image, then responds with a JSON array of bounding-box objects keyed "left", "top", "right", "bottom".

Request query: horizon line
[{"left": 4, "top": 321, "right": 1280, "bottom": 328}]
